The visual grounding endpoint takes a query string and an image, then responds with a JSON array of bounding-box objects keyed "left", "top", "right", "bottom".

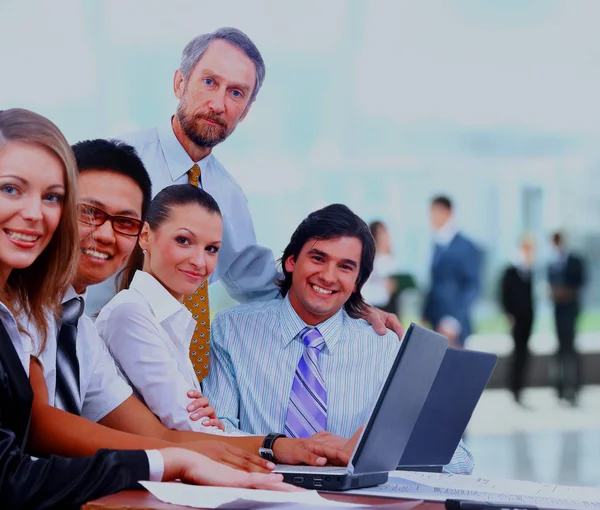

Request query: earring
[{"left": 142, "top": 249, "right": 147, "bottom": 255}]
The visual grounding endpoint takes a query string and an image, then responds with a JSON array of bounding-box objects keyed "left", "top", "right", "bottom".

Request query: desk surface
[{"left": 83, "top": 490, "right": 444, "bottom": 509}]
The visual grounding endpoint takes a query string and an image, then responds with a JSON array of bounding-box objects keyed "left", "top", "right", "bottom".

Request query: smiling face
[
  {"left": 0, "top": 141, "right": 65, "bottom": 288},
  {"left": 139, "top": 203, "right": 222, "bottom": 302},
  {"left": 74, "top": 170, "right": 143, "bottom": 292},
  {"left": 174, "top": 39, "right": 256, "bottom": 149},
  {"left": 285, "top": 236, "right": 363, "bottom": 325}
]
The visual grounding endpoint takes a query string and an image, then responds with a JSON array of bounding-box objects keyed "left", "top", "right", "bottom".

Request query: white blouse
[
  {"left": 362, "top": 253, "right": 398, "bottom": 307},
  {"left": 96, "top": 270, "right": 225, "bottom": 434},
  {"left": 1, "top": 302, "right": 32, "bottom": 374}
]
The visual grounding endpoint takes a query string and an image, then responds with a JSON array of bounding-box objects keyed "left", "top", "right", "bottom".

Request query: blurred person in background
[
  {"left": 362, "top": 221, "right": 398, "bottom": 316},
  {"left": 548, "top": 231, "right": 586, "bottom": 406},
  {"left": 423, "top": 196, "right": 481, "bottom": 347},
  {"left": 500, "top": 234, "right": 536, "bottom": 405}
]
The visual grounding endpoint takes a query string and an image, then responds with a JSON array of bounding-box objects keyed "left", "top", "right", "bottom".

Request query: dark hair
[
  {"left": 431, "top": 195, "right": 453, "bottom": 211},
  {"left": 369, "top": 220, "right": 386, "bottom": 241},
  {"left": 181, "top": 27, "right": 265, "bottom": 107},
  {"left": 117, "top": 184, "right": 221, "bottom": 290},
  {"left": 552, "top": 231, "right": 564, "bottom": 246},
  {"left": 72, "top": 139, "right": 152, "bottom": 220},
  {"left": 276, "top": 204, "right": 375, "bottom": 319}
]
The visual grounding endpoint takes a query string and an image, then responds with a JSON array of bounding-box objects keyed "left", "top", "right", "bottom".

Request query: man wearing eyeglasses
[{"left": 73, "top": 139, "right": 150, "bottom": 295}]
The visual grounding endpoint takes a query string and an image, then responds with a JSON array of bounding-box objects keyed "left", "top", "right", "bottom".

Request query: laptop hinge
[{"left": 346, "top": 462, "right": 355, "bottom": 475}]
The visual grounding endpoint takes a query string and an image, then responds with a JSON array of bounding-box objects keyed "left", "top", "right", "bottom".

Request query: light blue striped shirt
[{"left": 203, "top": 295, "right": 474, "bottom": 474}]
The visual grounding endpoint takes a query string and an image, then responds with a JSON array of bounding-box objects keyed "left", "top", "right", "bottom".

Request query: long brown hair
[{"left": 0, "top": 108, "right": 79, "bottom": 352}]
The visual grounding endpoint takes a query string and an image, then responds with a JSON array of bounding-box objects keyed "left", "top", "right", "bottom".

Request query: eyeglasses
[{"left": 77, "top": 204, "right": 143, "bottom": 237}]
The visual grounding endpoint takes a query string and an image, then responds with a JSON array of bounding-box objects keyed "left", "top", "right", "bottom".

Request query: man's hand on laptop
[
  {"left": 309, "top": 431, "right": 346, "bottom": 450},
  {"left": 361, "top": 305, "right": 403, "bottom": 339},
  {"left": 272, "top": 438, "right": 351, "bottom": 466},
  {"left": 186, "top": 389, "right": 225, "bottom": 430},
  {"left": 309, "top": 426, "right": 364, "bottom": 458}
]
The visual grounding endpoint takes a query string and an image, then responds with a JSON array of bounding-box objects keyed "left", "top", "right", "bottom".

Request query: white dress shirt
[
  {"left": 4, "top": 299, "right": 163, "bottom": 480},
  {"left": 1, "top": 302, "right": 33, "bottom": 374},
  {"left": 26, "top": 287, "right": 133, "bottom": 423},
  {"left": 433, "top": 219, "right": 458, "bottom": 247},
  {"left": 85, "top": 118, "right": 280, "bottom": 315},
  {"left": 96, "top": 270, "right": 227, "bottom": 435}
]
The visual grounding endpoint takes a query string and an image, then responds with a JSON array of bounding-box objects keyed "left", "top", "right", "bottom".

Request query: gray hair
[{"left": 180, "top": 27, "right": 266, "bottom": 106}]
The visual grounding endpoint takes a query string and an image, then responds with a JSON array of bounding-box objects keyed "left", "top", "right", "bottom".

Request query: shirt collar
[
  {"left": 279, "top": 294, "right": 344, "bottom": 353},
  {"left": 129, "top": 270, "right": 189, "bottom": 323},
  {"left": 0, "top": 301, "right": 14, "bottom": 325},
  {"left": 62, "top": 285, "right": 87, "bottom": 306},
  {"left": 158, "top": 116, "right": 214, "bottom": 183},
  {"left": 433, "top": 219, "right": 458, "bottom": 246}
]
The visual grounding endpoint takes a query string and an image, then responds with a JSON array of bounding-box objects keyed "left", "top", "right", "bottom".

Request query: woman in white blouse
[
  {"left": 96, "top": 184, "right": 227, "bottom": 434},
  {"left": 361, "top": 221, "right": 398, "bottom": 309}
]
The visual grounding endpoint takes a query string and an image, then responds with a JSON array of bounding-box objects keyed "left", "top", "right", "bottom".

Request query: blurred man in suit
[
  {"left": 423, "top": 196, "right": 481, "bottom": 347},
  {"left": 500, "top": 235, "right": 535, "bottom": 405},
  {"left": 548, "top": 232, "right": 586, "bottom": 405}
]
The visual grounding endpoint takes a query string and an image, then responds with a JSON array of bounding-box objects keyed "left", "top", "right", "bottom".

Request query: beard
[{"left": 176, "top": 97, "right": 231, "bottom": 149}]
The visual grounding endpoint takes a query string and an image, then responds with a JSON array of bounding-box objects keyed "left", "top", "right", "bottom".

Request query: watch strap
[{"left": 259, "top": 433, "right": 287, "bottom": 462}]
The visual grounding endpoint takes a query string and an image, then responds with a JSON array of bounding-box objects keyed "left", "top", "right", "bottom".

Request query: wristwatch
[{"left": 259, "top": 433, "right": 287, "bottom": 462}]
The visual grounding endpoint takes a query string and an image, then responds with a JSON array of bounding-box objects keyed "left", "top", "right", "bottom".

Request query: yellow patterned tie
[{"left": 186, "top": 163, "right": 211, "bottom": 382}]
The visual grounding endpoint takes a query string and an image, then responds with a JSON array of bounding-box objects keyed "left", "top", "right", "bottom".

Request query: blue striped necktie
[{"left": 284, "top": 327, "right": 328, "bottom": 438}]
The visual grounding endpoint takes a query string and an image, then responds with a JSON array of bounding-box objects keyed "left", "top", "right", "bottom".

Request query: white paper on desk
[
  {"left": 225, "top": 502, "right": 422, "bottom": 510},
  {"left": 140, "top": 482, "right": 361, "bottom": 508},
  {"left": 346, "top": 471, "right": 600, "bottom": 510}
]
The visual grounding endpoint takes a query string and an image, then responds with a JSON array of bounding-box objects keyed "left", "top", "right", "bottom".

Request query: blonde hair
[{"left": 0, "top": 108, "right": 79, "bottom": 353}]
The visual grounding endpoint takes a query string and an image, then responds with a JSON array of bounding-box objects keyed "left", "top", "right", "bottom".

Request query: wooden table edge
[{"left": 83, "top": 489, "right": 443, "bottom": 509}]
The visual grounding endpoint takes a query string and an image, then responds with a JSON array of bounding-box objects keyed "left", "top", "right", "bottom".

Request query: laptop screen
[
  {"left": 398, "top": 347, "right": 497, "bottom": 466},
  {"left": 350, "top": 323, "right": 448, "bottom": 474}
]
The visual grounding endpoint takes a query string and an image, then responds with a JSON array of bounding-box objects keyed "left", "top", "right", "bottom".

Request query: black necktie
[{"left": 55, "top": 297, "right": 85, "bottom": 415}]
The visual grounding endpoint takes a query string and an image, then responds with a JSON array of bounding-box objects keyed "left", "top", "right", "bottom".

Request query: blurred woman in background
[{"left": 362, "top": 220, "right": 399, "bottom": 315}]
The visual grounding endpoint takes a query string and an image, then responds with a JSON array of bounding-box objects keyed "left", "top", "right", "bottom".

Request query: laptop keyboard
[{"left": 275, "top": 465, "right": 348, "bottom": 474}]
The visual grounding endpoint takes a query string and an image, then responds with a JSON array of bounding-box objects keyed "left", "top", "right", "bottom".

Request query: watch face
[{"left": 259, "top": 447, "right": 274, "bottom": 460}]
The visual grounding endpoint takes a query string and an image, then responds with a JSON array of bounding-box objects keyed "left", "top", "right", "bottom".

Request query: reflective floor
[{"left": 466, "top": 386, "right": 600, "bottom": 486}]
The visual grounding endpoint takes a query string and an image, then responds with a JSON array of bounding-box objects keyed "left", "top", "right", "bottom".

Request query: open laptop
[
  {"left": 275, "top": 323, "right": 448, "bottom": 490},
  {"left": 396, "top": 347, "right": 498, "bottom": 472}
]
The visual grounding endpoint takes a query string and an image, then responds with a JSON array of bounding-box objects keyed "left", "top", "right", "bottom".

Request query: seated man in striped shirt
[{"left": 202, "top": 204, "right": 474, "bottom": 474}]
